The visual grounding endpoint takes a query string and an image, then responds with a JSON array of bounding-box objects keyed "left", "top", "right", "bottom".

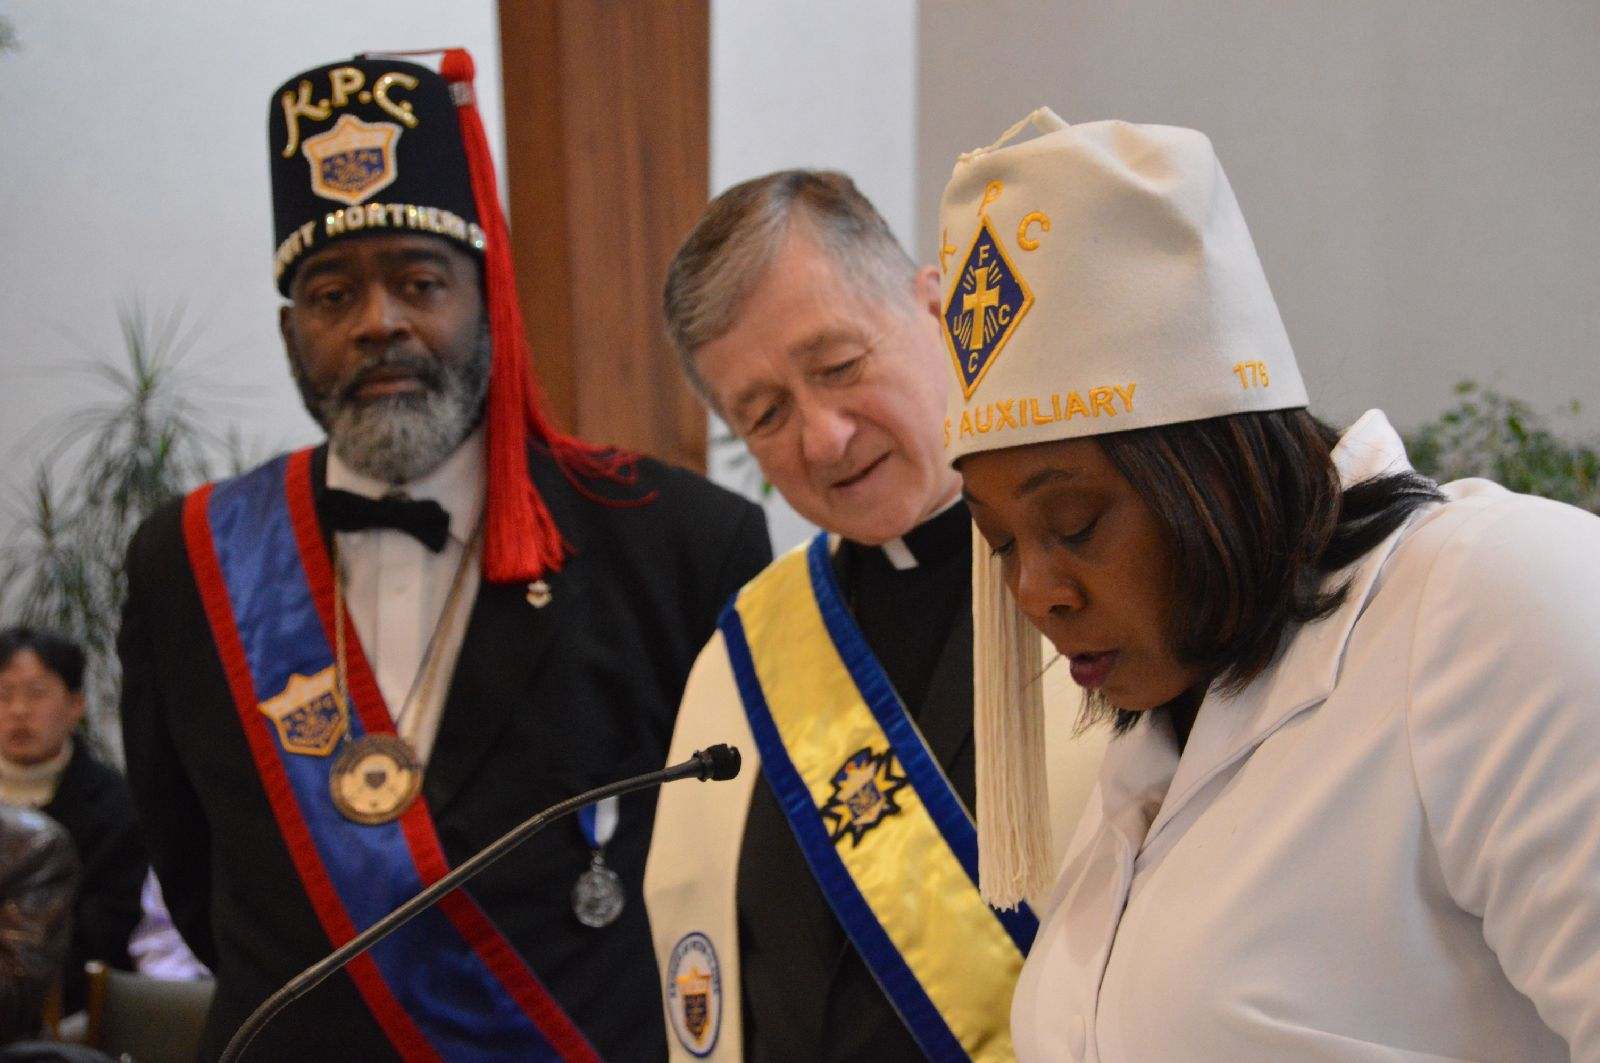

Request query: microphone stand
[{"left": 220, "top": 744, "right": 741, "bottom": 1063}]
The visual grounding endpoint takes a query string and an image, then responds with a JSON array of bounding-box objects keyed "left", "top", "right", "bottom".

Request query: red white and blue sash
[{"left": 183, "top": 448, "right": 599, "bottom": 1062}]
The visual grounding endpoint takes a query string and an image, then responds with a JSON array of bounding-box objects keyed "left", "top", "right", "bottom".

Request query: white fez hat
[{"left": 939, "top": 108, "right": 1308, "bottom": 907}]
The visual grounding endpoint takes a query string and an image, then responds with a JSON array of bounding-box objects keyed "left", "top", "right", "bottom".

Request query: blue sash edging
[
  {"left": 804, "top": 534, "right": 1040, "bottom": 953},
  {"left": 720, "top": 603, "right": 968, "bottom": 1063}
]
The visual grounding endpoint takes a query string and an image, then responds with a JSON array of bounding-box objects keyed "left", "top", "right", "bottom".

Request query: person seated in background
[
  {"left": 0, "top": 629, "right": 145, "bottom": 1014},
  {"left": 644, "top": 170, "right": 1108, "bottom": 1061},
  {"left": 0, "top": 806, "right": 77, "bottom": 1044}
]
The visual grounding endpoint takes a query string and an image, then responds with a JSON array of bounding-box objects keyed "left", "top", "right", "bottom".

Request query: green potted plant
[
  {"left": 1405, "top": 381, "right": 1600, "bottom": 514},
  {"left": 1, "top": 303, "right": 248, "bottom": 761}
]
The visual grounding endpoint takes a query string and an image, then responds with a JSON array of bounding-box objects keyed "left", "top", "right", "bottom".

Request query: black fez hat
[
  {"left": 262, "top": 49, "right": 648, "bottom": 584},
  {"left": 267, "top": 56, "right": 486, "bottom": 295}
]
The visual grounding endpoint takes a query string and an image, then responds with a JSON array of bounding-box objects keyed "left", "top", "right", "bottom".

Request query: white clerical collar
[
  {"left": 857, "top": 494, "right": 967, "bottom": 572},
  {"left": 879, "top": 537, "right": 918, "bottom": 571},
  {"left": 327, "top": 426, "right": 485, "bottom": 546}
]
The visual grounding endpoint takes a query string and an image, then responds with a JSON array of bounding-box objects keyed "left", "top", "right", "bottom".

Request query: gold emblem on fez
[
  {"left": 821, "top": 746, "right": 909, "bottom": 847},
  {"left": 258, "top": 667, "right": 347, "bottom": 756},
  {"left": 302, "top": 114, "right": 402, "bottom": 206},
  {"left": 942, "top": 215, "right": 1034, "bottom": 400}
]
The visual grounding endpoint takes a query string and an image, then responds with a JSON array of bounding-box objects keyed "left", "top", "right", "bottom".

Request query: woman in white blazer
[{"left": 939, "top": 109, "right": 1600, "bottom": 1061}]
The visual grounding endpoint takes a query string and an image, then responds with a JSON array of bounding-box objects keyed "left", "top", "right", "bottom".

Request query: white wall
[
  {"left": 11, "top": 4, "right": 1591, "bottom": 571},
  {"left": 0, "top": 0, "right": 921, "bottom": 566},
  {"left": 0, "top": 1, "right": 503, "bottom": 558},
  {"left": 917, "top": 1, "right": 1600, "bottom": 437},
  {"left": 708, "top": 0, "right": 919, "bottom": 553}
]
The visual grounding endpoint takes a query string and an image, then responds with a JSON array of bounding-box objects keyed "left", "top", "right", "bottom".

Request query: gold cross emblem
[
  {"left": 941, "top": 215, "right": 1034, "bottom": 399},
  {"left": 962, "top": 265, "right": 1001, "bottom": 353}
]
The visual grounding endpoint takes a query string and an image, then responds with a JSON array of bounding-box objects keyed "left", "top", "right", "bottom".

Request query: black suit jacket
[
  {"left": 119, "top": 445, "right": 770, "bottom": 1061},
  {"left": 40, "top": 742, "right": 147, "bottom": 1013}
]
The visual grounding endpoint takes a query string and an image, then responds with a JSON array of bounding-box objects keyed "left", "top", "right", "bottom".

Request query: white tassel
[{"left": 972, "top": 528, "right": 1053, "bottom": 909}]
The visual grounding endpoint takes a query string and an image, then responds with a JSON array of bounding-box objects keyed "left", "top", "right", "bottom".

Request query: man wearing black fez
[{"left": 117, "top": 50, "right": 770, "bottom": 1060}]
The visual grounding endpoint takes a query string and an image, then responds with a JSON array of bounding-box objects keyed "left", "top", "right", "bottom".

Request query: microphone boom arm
[{"left": 220, "top": 744, "right": 741, "bottom": 1063}]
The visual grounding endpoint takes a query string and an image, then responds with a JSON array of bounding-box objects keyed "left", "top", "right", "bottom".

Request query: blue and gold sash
[
  {"left": 183, "top": 450, "right": 599, "bottom": 1063},
  {"left": 720, "top": 534, "right": 1037, "bottom": 1062}
]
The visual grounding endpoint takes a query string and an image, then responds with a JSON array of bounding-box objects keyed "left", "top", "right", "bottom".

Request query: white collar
[
  {"left": 1330, "top": 408, "right": 1412, "bottom": 487},
  {"left": 878, "top": 537, "right": 918, "bottom": 571},
  {"left": 848, "top": 492, "right": 967, "bottom": 572},
  {"left": 0, "top": 739, "right": 73, "bottom": 808},
  {"left": 326, "top": 426, "right": 485, "bottom": 546}
]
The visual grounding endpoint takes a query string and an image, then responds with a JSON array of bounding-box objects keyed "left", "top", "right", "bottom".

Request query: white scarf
[{"left": 0, "top": 738, "right": 72, "bottom": 808}]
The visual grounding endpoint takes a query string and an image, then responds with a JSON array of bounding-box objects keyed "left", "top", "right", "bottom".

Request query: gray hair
[{"left": 662, "top": 170, "right": 918, "bottom": 404}]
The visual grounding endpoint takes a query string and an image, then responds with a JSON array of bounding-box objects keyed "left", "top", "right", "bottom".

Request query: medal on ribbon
[
  {"left": 572, "top": 795, "right": 624, "bottom": 928},
  {"left": 323, "top": 513, "right": 480, "bottom": 826},
  {"left": 329, "top": 733, "right": 424, "bottom": 825}
]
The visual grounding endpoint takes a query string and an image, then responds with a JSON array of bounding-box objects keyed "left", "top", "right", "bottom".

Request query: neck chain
[{"left": 331, "top": 514, "right": 484, "bottom": 746}]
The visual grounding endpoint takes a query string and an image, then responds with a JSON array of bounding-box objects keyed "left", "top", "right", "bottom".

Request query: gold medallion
[{"left": 329, "top": 734, "right": 423, "bottom": 825}]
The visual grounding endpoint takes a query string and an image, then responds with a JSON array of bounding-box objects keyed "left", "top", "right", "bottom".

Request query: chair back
[{"left": 83, "top": 961, "right": 214, "bottom": 1063}]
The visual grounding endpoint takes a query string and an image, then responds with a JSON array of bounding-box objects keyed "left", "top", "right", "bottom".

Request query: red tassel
[{"left": 440, "top": 49, "right": 653, "bottom": 583}]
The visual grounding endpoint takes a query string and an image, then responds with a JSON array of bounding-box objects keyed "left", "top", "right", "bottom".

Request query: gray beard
[{"left": 295, "top": 333, "right": 491, "bottom": 485}]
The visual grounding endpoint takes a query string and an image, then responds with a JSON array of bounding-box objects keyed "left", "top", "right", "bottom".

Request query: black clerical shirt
[{"left": 736, "top": 501, "right": 974, "bottom": 1063}]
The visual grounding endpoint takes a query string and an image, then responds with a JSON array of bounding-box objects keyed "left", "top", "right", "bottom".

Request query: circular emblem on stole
[
  {"left": 665, "top": 932, "right": 722, "bottom": 1057},
  {"left": 329, "top": 734, "right": 423, "bottom": 825}
]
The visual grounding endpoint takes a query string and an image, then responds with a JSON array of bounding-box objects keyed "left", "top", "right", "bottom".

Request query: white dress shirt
[{"left": 326, "top": 428, "right": 483, "bottom": 765}]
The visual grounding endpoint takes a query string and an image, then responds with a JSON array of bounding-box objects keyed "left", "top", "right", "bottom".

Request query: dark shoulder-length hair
[{"left": 1095, "top": 408, "right": 1441, "bottom": 731}]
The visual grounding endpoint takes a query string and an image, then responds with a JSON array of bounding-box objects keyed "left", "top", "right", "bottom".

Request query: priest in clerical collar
[{"left": 644, "top": 170, "right": 1110, "bottom": 1062}]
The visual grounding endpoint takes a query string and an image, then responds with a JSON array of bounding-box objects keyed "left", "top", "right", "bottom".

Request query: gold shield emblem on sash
[{"left": 258, "top": 667, "right": 347, "bottom": 756}]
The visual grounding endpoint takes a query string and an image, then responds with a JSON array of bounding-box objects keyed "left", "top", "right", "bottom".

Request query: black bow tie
[{"left": 322, "top": 488, "right": 451, "bottom": 552}]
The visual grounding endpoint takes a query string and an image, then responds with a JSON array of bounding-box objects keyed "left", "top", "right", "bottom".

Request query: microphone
[{"left": 220, "top": 744, "right": 742, "bottom": 1063}]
